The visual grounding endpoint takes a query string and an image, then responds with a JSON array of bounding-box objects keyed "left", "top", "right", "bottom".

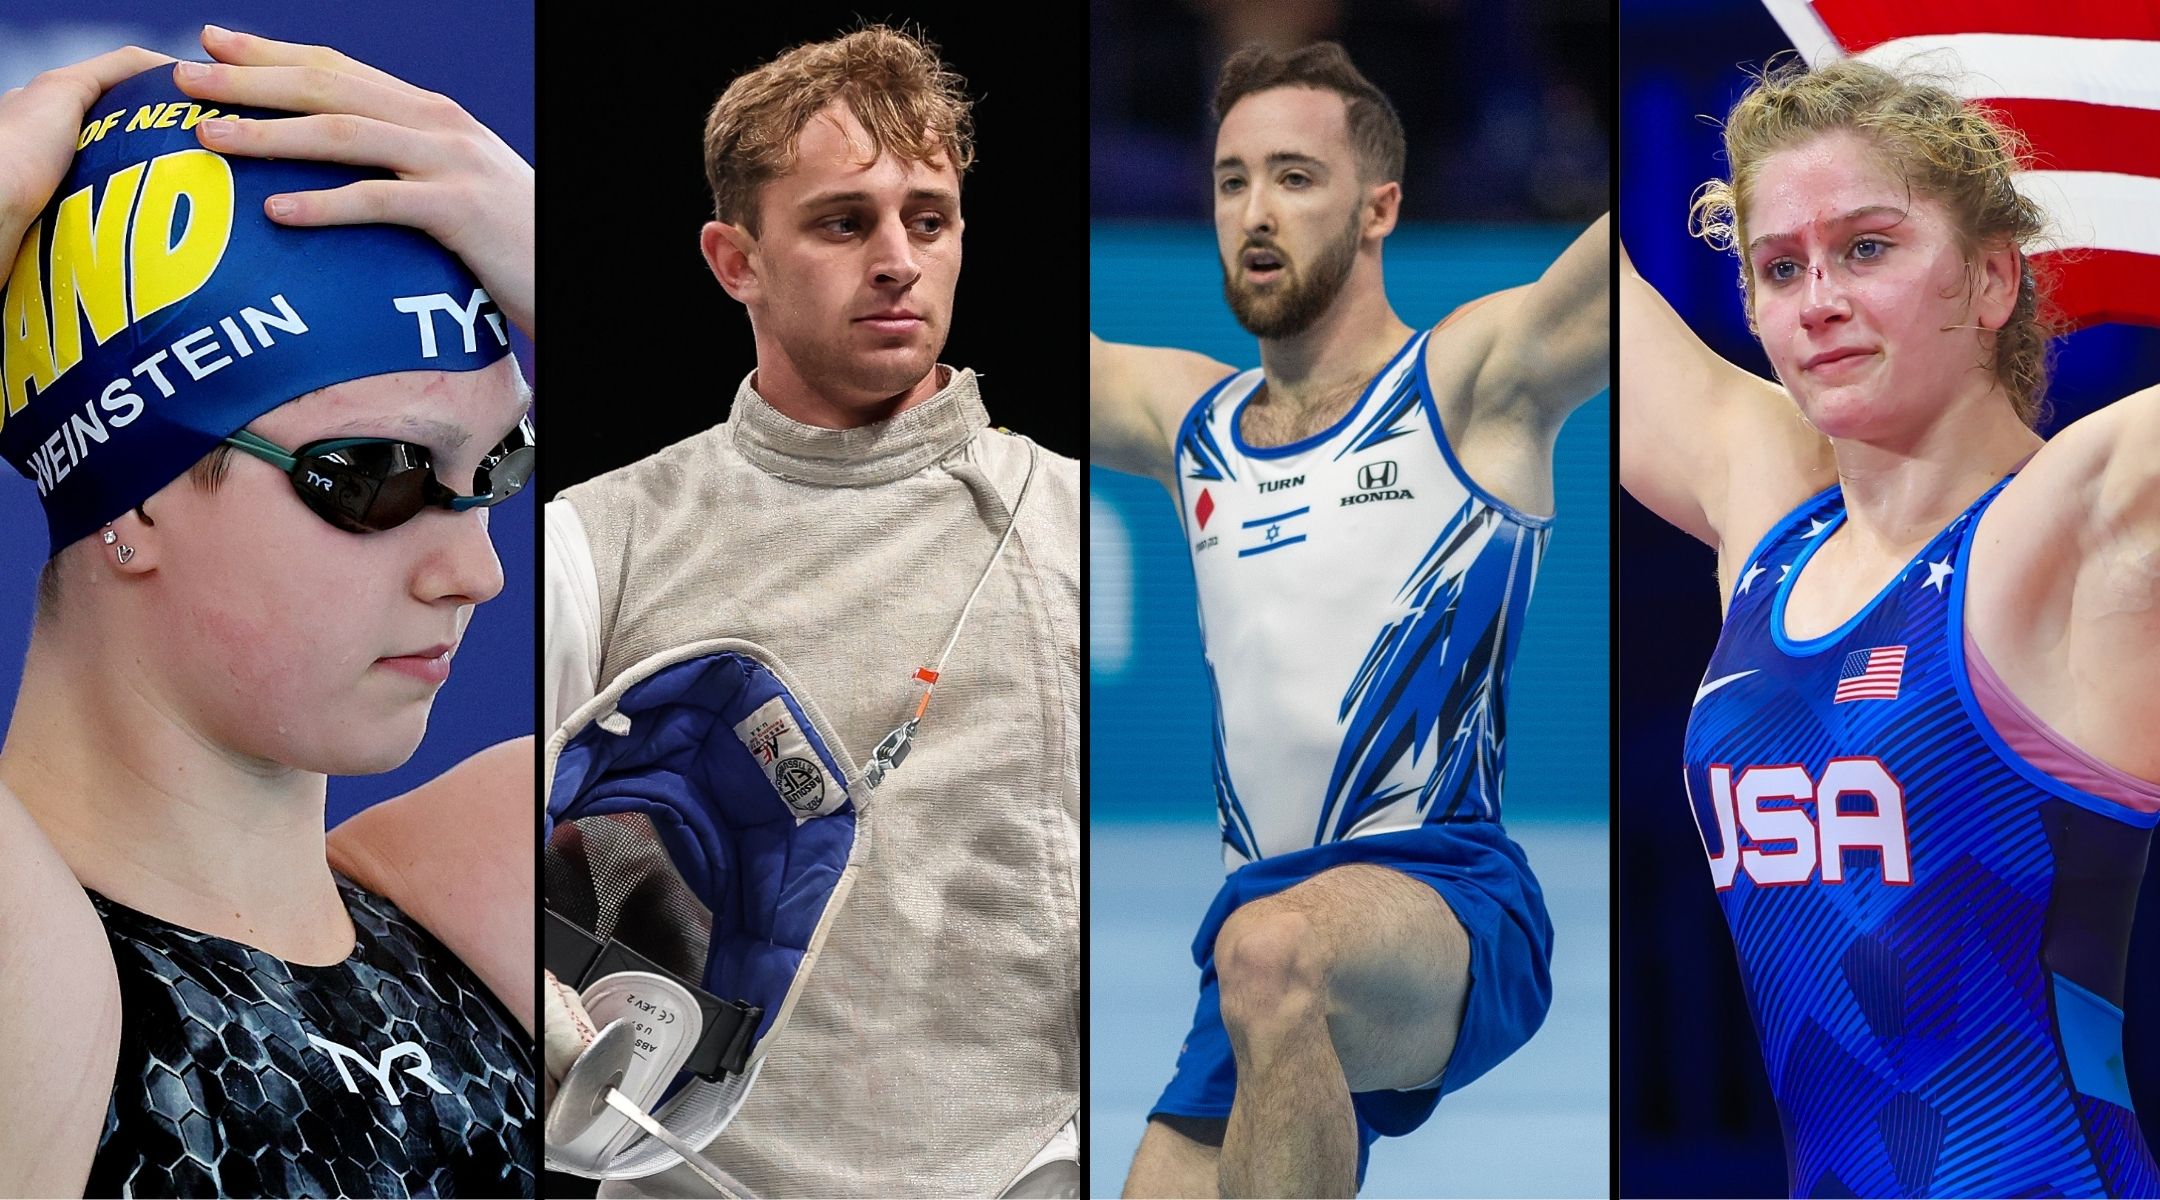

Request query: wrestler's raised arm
[
  {"left": 1970, "top": 384, "right": 2160, "bottom": 781},
  {"left": 1618, "top": 241, "right": 1831, "bottom": 557},
  {"left": 1090, "top": 333, "right": 1236, "bottom": 486}
]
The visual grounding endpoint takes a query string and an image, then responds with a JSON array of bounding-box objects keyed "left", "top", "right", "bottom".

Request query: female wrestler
[
  {"left": 1622, "top": 57, "right": 2160, "bottom": 1198},
  {"left": 0, "top": 28, "right": 538, "bottom": 1198}
]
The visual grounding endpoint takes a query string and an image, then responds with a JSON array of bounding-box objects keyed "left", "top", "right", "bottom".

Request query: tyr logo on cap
[{"left": 394, "top": 288, "right": 509, "bottom": 359}]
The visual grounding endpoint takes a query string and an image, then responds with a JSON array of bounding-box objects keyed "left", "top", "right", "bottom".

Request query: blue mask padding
[{"left": 550, "top": 651, "right": 855, "bottom": 1045}]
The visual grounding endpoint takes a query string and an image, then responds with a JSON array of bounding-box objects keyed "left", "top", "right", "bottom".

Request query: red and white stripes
[{"left": 1762, "top": 0, "right": 2160, "bottom": 329}]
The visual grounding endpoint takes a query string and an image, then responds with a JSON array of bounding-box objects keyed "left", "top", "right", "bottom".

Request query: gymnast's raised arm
[
  {"left": 1090, "top": 333, "right": 1236, "bottom": 486},
  {"left": 1462, "top": 214, "right": 1612, "bottom": 423}
]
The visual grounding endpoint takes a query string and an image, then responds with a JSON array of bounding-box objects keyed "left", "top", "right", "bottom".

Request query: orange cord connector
[{"left": 911, "top": 667, "right": 940, "bottom": 720}]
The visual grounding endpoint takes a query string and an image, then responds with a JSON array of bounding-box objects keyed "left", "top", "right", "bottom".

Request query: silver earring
[{"left": 103, "top": 524, "right": 134, "bottom": 563}]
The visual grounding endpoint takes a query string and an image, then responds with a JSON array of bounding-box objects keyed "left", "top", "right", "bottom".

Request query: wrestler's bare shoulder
[
  {"left": 1984, "top": 389, "right": 2156, "bottom": 552},
  {"left": 1662, "top": 371, "right": 1835, "bottom": 600},
  {"left": 1969, "top": 389, "right": 2160, "bottom": 650},
  {"left": 1967, "top": 390, "right": 2160, "bottom": 779},
  {"left": 0, "top": 776, "right": 122, "bottom": 1196}
]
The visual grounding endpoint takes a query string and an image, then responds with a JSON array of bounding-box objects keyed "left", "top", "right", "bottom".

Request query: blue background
[
  {"left": 1090, "top": 223, "right": 1609, "bottom": 1196},
  {"left": 1620, "top": 2, "right": 2160, "bottom": 1194},
  {"left": 0, "top": 4, "right": 535, "bottom": 829}
]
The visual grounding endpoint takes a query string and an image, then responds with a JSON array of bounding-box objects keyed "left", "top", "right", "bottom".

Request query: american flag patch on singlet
[{"left": 1834, "top": 644, "right": 1907, "bottom": 703}]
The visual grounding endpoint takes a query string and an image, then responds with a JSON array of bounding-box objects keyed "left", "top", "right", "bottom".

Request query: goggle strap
[{"left": 224, "top": 429, "right": 302, "bottom": 473}]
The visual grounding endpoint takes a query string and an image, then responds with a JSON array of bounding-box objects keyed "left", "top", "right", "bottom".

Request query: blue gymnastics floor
[{"left": 1089, "top": 817, "right": 1609, "bottom": 1198}]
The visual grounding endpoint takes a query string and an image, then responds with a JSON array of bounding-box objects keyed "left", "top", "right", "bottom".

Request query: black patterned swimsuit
[{"left": 85, "top": 877, "right": 537, "bottom": 1198}]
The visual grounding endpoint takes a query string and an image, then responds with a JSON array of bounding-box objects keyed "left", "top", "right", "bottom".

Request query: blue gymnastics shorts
[{"left": 1150, "top": 821, "right": 1555, "bottom": 1180}]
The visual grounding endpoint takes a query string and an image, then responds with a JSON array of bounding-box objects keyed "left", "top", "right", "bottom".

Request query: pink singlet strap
[{"left": 1966, "top": 626, "right": 2160, "bottom": 813}]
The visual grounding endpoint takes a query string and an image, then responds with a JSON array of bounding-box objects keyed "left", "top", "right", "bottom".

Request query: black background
[{"left": 540, "top": 9, "right": 1085, "bottom": 503}]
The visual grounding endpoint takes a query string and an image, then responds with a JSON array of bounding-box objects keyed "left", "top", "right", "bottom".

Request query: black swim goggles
[{"left": 222, "top": 417, "right": 537, "bottom": 534}]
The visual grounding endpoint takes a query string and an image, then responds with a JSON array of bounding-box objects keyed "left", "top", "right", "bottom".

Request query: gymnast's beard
[{"left": 1221, "top": 212, "right": 1361, "bottom": 340}]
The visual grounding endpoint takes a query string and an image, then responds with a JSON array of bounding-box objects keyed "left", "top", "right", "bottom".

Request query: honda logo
[{"left": 1357, "top": 461, "right": 1398, "bottom": 490}]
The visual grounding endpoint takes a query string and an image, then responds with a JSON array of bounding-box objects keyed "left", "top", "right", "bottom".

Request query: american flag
[
  {"left": 1764, "top": 0, "right": 2160, "bottom": 330},
  {"left": 1835, "top": 645, "right": 1908, "bottom": 703}
]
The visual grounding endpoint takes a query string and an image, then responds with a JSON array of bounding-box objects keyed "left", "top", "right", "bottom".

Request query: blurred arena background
[
  {"left": 1093, "top": 3, "right": 1609, "bottom": 1193},
  {"left": 1619, "top": 2, "right": 2160, "bottom": 1195},
  {"left": 0, "top": 5, "right": 534, "bottom": 827}
]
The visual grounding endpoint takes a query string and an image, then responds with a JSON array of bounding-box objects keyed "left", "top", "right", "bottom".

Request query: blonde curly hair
[
  {"left": 704, "top": 25, "right": 976, "bottom": 236},
  {"left": 1688, "top": 57, "right": 2056, "bottom": 426}
]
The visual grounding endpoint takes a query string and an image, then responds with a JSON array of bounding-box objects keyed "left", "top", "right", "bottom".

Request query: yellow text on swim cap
[
  {"left": 75, "top": 102, "right": 227, "bottom": 150},
  {"left": 3, "top": 149, "right": 233, "bottom": 429}
]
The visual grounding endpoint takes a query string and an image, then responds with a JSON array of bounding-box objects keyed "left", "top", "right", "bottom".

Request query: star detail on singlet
[
  {"left": 1804, "top": 517, "right": 1833, "bottom": 538},
  {"left": 1738, "top": 562, "right": 1766, "bottom": 594},
  {"left": 1923, "top": 559, "right": 1954, "bottom": 592}
]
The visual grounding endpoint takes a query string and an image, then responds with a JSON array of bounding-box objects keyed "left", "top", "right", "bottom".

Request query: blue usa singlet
[
  {"left": 1683, "top": 478, "right": 2160, "bottom": 1198},
  {"left": 86, "top": 877, "right": 538, "bottom": 1198},
  {"left": 1174, "top": 330, "right": 1548, "bottom": 868}
]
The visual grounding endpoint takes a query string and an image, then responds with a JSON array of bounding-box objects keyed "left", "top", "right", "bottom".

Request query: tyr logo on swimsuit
[
  {"left": 1689, "top": 757, "right": 1912, "bottom": 890},
  {"left": 307, "top": 1034, "right": 454, "bottom": 1105}
]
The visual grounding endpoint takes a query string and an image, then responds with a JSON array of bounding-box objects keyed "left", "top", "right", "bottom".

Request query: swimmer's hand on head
[
  {"left": 0, "top": 46, "right": 175, "bottom": 286},
  {"left": 171, "top": 24, "right": 535, "bottom": 339}
]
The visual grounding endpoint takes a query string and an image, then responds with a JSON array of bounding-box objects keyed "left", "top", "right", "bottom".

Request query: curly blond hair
[
  {"left": 704, "top": 25, "right": 976, "bottom": 236},
  {"left": 1688, "top": 57, "right": 2056, "bottom": 425}
]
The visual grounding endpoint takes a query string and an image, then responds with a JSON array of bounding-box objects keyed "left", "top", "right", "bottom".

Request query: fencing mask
[{"left": 542, "top": 638, "right": 862, "bottom": 1185}]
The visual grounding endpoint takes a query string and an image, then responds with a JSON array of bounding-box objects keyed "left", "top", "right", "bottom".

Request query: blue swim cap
[{"left": 0, "top": 66, "right": 510, "bottom": 555}]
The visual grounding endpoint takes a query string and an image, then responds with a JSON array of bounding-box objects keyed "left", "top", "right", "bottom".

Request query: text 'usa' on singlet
[
  {"left": 88, "top": 876, "right": 538, "bottom": 1199},
  {"left": 1175, "top": 329, "right": 1548, "bottom": 869},
  {"left": 1683, "top": 478, "right": 2160, "bottom": 1198}
]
